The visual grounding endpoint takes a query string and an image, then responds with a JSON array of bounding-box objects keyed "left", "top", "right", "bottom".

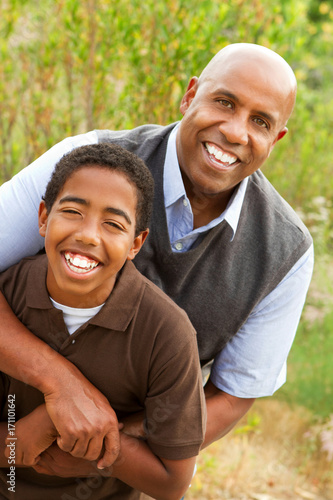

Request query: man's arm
[
  {"left": 0, "top": 293, "right": 120, "bottom": 468},
  {"left": 203, "top": 379, "right": 255, "bottom": 448},
  {"left": 120, "top": 383, "right": 254, "bottom": 449}
]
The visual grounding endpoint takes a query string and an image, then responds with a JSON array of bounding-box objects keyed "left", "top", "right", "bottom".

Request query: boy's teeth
[
  {"left": 64, "top": 252, "right": 99, "bottom": 273},
  {"left": 205, "top": 143, "right": 237, "bottom": 165}
]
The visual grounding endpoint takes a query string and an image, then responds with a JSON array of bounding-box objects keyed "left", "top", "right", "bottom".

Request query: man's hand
[
  {"left": 44, "top": 371, "right": 120, "bottom": 469},
  {"left": 5, "top": 405, "right": 57, "bottom": 466}
]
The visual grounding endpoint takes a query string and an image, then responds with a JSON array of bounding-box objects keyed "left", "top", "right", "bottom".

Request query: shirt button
[
  {"left": 72, "top": 339, "right": 76, "bottom": 344},
  {"left": 183, "top": 199, "right": 189, "bottom": 207},
  {"left": 175, "top": 242, "right": 183, "bottom": 251}
]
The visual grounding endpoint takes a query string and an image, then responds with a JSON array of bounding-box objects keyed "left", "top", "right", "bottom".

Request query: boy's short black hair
[{"left": 43, "top": 143, "right": 154, "bottom": 235}]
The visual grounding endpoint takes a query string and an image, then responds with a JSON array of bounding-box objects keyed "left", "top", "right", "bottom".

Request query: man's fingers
[
  {"left": 57, "top": 434, "right": 78, "bottom": 454},
  {"left": 57, "top": 433, "right": 104, "bottom": 462},
  {"left": 97, "top": 431, "right": 120, "bottom": 469},
  {"left": 78, "top": 437, "right": 104, "bottom": 462}
]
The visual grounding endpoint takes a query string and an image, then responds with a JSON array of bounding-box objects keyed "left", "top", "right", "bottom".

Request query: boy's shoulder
[
  {"left": 0, "top": 254, "right": 49, "bottom": 318},
  {"left": 0, "top": 253, "right": 47, "bottom": 298}
]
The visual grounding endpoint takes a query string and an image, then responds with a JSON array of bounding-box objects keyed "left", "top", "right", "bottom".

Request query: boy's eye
[
  {"left": 105, "top": 221, "right": 125, "bottom": 231},
  {"left": 62, "top": 209, "right": 81, "bottom": 215}
]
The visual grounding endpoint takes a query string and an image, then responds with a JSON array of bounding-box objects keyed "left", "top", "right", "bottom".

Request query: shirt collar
[
  {"left": 163, "top": 123, "right": 248, "bottom": 239},
  {"left": 163, "top": 124, "right": 184, "bottom": 207},
  {"left": 26, "top": 256, "right": 144, "bottom": 332}
]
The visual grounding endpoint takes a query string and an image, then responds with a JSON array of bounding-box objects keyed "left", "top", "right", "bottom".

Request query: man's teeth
[
  {"left": 205, "top": 143, "right": 237, "bottom": 165},
  {"left": 64, "top": 253, "right": 99, "bottom": 273}
]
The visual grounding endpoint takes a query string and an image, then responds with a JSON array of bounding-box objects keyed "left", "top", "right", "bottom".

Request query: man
[{"left": 0, "top": 43, "right": 313, "bottom": 472}]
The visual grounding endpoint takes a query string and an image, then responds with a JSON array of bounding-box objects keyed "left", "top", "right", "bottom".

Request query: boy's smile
[{"left": 38, "top": 166, "right": 147, "bottom": 308}]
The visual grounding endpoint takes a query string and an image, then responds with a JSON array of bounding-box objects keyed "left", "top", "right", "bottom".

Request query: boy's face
[{"left": 39, "top": 166, "right": 148, "bottom": 308}]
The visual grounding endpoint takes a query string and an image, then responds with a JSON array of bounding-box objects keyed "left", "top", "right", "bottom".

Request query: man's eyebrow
[
  {"left": 59, "top": 196, "right": 132, "bottom": 225},
  {"left": 215, "top": 89, "right": 277, "bottom": 125}
]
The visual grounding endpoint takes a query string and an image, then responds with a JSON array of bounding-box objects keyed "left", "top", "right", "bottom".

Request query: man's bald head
[
  {"left": 198, "top": 43, "right": 297, "bottom": 126},
  {"left": 176, "top": 43, "right": 298, "bottom": 204}
]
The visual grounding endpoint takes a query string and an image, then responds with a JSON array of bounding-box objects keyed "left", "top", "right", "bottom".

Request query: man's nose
[
  {"left": 219, "top": 114, "right": 249, "bottom": 146},
  {"left": 75, "top": 219, "right": 101, "bottom": 246}
]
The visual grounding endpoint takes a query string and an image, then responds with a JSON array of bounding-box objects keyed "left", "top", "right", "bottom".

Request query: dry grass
[
  {"left": 185, "top": 399, "right": 332, "bottom": 500},
  {"left": 142, "top": 399, "right": 332, "bottom": 500}
]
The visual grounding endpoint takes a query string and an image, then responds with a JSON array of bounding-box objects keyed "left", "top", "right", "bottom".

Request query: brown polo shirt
[{"left": 0, "top": 255, "right": 205, "bottom": 500}]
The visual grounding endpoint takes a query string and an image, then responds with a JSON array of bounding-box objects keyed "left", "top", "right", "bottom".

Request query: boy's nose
[{"left": 75, "top": 220, "right": 101, "bottom": 246}]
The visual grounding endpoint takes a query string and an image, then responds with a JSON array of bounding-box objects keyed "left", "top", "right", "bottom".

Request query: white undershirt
[{"left": 50, "top": 298, "right": 104, "bottom": 335}]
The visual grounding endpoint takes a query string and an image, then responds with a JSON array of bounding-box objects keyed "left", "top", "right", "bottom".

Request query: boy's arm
[
  {"left": 34, "top": 433, "right": 196, "bottom": 500},
  {"left": 0, "top": 292, "right": 119, "bottom": 468},
  {"left": 3, "top": 405, "right": 58, "bottom": 467},
  {"left": 111, "top": 432, "right": 196, "bottom": 500}
]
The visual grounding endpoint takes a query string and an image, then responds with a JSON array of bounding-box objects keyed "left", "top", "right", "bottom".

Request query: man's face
[
  {"left": 39, "top": 166, "right": 147, "bottom": 308},
  {"left": 176, "top": 55, "right": 292, "bottom": 205}
]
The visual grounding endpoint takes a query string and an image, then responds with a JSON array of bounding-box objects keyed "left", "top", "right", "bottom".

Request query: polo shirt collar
[
  {"left": 163, "top": 123, "right": 249, "bottom": 239},
  {"left": 26, "top": 255, "right": 143, "bottom": 332}
]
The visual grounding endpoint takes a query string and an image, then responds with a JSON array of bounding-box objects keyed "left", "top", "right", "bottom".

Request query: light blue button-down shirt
[
  {"left": 164, "top": 125, "right": 247, "bottom": 251},
  {"left": 0, "top": 127, "right": 314, "bottom": 398}
]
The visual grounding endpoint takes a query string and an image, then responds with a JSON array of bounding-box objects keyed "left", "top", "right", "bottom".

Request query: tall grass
[{"left": 275, "top": 310, "right": 333, "bottom": 418}]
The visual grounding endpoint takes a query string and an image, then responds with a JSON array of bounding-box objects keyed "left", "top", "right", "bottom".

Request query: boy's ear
[
  {"left": 127, "top": 229, "right": 149, "bottom": 261},
  {"left": 38, "top": 201, "right": 48, "bottom": 238}
]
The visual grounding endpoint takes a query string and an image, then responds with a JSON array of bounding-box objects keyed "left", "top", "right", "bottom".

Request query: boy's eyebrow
[
  {"left": 105, "top": 207, "right": 132, "bottom": 225},
  {"left": 59, "top": 196, "right": 132, "bottom": 225}
]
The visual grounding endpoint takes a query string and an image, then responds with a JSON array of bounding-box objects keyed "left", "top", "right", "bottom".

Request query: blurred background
[{"left": 0, "top": 0, "right": 332, "bottom": 498}]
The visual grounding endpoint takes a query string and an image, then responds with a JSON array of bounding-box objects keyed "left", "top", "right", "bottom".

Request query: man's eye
[
  {"left": 253, "top": 117, "right": 268, "bottom": 128},
  {"left": 218, "top": 99, "right": 232, "bottom": 108}
]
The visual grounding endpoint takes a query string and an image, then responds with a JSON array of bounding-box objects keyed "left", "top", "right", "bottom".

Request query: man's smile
[
  {"left": 204, "top": 142, "right": 239, "bottom": 169},
  {"left": 63, "top": 251, "right": 100, "bottom": 274},
  {"left": 204, "top": 142, "right": 238, "bottom": 166}
]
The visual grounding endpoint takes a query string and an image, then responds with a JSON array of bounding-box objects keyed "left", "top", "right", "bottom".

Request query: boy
[{"left": 0, "top": 144, "right": 206, "bottom": 499}]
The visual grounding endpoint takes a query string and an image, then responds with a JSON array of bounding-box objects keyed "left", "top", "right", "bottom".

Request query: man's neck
[{"left": 182, "top": 176, "right": 236, "bottom": 229}]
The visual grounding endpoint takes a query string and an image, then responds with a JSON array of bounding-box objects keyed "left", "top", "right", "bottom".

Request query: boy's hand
[
  {"left": 5, "top": 405, "right": 58, "bottom": 466},
  {"left": 44, "top": 372, "right": 120, "bottom": 469},
  {"left": 33, "top": 443, "right": 111, "bottom": 478},
  {"left": 120, "top": 411, "right": 146, "bottom": 440}
]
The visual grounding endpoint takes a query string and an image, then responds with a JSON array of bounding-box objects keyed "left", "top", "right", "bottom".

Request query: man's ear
[
  {"left": 38, "top": 201, "right": 48, "bottom": 238},
  {"left": 269, "top": 127, "right": 288, "bottom": 156},
  {"left": 179, "top": 77, "right": 198, "bottom": 116},
  {"left": 276, "top": 127, "right": 288, "bottom": 143},
  {"left": 127, "top": 229, "right": 149, "bottom": 261}
]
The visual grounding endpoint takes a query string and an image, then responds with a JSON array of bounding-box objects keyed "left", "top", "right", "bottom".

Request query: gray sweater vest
[{"left": 97, "top": 124, "right": 312, "bottom": 365}]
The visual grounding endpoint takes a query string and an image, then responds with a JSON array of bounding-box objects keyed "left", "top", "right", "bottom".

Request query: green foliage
[
  {"left": 0, "top": 0, "right": 331, "bottom": 250},
  {"left": 275, "top": 310, "right": 333, "bottom": 418}
]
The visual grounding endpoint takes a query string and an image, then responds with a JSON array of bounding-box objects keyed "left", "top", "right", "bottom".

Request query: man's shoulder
[
  {"left": 248, "top": 170, "right": 312, "bottom": 242},
  {"left": 96, "top": 123, "right": 178, "bottom": 161}
]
